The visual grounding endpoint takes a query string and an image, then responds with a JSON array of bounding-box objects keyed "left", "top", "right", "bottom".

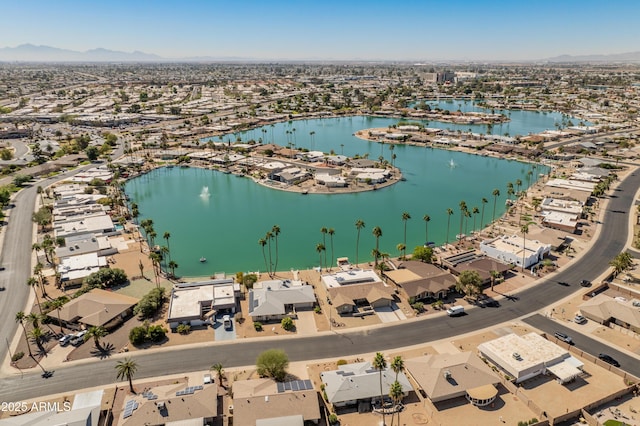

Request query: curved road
[{"left": 1, "top": 166, "right": 638, "bottom": 403}]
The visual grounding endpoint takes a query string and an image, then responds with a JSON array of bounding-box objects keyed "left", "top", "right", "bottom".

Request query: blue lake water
[{"left": 126, "top": 115, "right": 549, "bottom": 276}]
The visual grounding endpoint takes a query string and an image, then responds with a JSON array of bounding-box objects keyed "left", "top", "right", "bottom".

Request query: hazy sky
[{"left": 2, "top": 0, "right": 639, "bottom": 60}]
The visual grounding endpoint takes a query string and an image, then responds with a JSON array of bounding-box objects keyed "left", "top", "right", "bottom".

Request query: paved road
[
  {"left": 0, "top": 162, "right": 638, "bottom": 402},
  {"left": 0, "top": 142, "right": 125, "bottom": 378},
  {"left": 523, "top": 314, "right": 640, "bottom": 378}
]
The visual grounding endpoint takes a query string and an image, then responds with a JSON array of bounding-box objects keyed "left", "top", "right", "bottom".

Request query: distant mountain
[
  {"left": 0, "top": 44, "right": 163, "bottom": 62},
  {"left": 545, "top": 51, "right": 640, "bottom": 63}
]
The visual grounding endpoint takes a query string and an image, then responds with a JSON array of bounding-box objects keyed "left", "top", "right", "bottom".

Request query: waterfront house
[
  {"left": 480, "top": 235, "right": 550, "bottom": 270},
  {"left": 166, "top": 279, "right": 240, "bottom": 329},
  {"left": 248, "top": 280, "right": 316, "bottom": 322},
  {"left": 327, "top": 282, "right": 394, "bottom": 314},
  {"left": 385, "top": 261, "right": 456, "bottom": 301},
  {"left": 54, "top": 289, "right": 138, "bottom": 330}
]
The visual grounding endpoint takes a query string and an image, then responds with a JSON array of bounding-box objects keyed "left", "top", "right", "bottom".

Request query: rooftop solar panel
[{"left": 277, "top": 382, "right": 285, "bottom": 393}]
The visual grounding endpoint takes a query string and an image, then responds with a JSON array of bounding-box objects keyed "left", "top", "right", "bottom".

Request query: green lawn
[{"left": 604, "top": 419, "right": 630, "bottom": 426}]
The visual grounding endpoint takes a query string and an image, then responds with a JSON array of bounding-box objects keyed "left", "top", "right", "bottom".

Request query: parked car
[
  {"left": 580, "top": 280, "right": 592, "bottom": 287},
  {"left": 58, "top": 334, "right": 74, "bottom": 346},
  {"left": 554, "top": 332, "right": 573, "bottom": 344},
  {"left": 446, "top": 306, "right": 465, "bottom": 316},
  {"left": 70, "top": 330, "right": 87, "bottom": 346},
  {"left": 557, "top": 281, "right": 570, "bottom": 286},
  {"left": 598, "top": 353, "right": 620, "bottom": 367},
  {"left": 222, "top": 315, "right": 233, "bottom": 330},
  {"left": 574, "top": 315, "right": 587, "bottom": 324}
]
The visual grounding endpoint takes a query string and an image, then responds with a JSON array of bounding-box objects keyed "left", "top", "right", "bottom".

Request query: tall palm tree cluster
[
  {"left": 259, "top": 225, "right": 281, "bottom": 277},
  {"left": 139, "top": 219, "right": 177, "bottom": 284}
]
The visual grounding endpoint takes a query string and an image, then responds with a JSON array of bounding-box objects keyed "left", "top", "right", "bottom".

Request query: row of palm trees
[
  {"left": 258, "top": 225, "right": 280, "bottom": 277},
  {"left": 139, "top": 219, "right": 178, "bottom": 282}
]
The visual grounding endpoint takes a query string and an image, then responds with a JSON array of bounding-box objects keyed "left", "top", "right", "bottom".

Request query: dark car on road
[
  {"left": 557, "top": 281, "right": 570, "bottom": 286},
  {"left": 580, "top": 280, "right": 592, "bottom": 287},
  {"left": 598, "top": 353, "right": 620, "bottom": 367}
]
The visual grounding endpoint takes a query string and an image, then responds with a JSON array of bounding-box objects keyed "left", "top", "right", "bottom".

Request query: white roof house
[
  {"left": 315, "top": 173, "right": 347, "bottom": 187},
  {"left": 321, "top": 269, "right": 382, "bottom": 289},
  {"left": 167, "top": 279, "right": 239, "bottom": 327},
  {"left": 53, "top": 213, "right": 115, "bottom": 239},
  {"left": 320, "top": 362, "right": 413, "bottom": 407},
  {"left": 540, "top": 211, "right": 579, "bottom": 232},
  {"left": 541, "top": 198, "right": 584, "bottom": 214},
  {"left": 478, "top": 333, "right": 583, "bottom": 384},
  {"left": 480, "top": 235, "right": 551, "bottom": 269},
  {"left": 545, "top": 179, "right": 596, "bottom": 193},
  {"left": 0, "top": 405, "right": 100, "bottom": 426},
  {"left": 248, "top": 280, "right": 316, "bottom": 321},
  {"left": 57, "top": 252, "right": 108, "bottom": 286}
]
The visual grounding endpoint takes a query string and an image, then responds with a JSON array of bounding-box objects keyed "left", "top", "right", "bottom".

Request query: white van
[
  {"left": 222, "top": 315, "right": 232, "bottom": 330},
  {"left": 446, "top": 306, "right": 465, "bottom": 316}
]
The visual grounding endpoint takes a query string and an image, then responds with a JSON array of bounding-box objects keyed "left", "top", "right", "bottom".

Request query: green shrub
[
  {"left": 281, "top": 317, "right": 294, "bottom": 331},
  {"left": 254, "top": 322, "right": 263, "bottom": 331},
  {"left": 176, "top": 324, "right": 191, "bottom": 335},
  {"left": 129, "top": 326, "right": 147, "bottom": 345},
  {"left": 411, "top": 301, "right": 425, "bottom": 313},
  {"left": 11, "top": 351, "right": 24, "bottom": 362},
  {"left": 134, "top": 287, "right": 166, "bottom": 319},
  {"left": 147, "top": 325, "right": 167, "bottom": 342},
  {"left": 314, "top": 305, "right": 322, "bottom": 314},
  {"left": 328, "top": 413, "right": 339, "bottom": 425},
  {"left": 336, "top": 359, "right": 347, "bottom": 366}
]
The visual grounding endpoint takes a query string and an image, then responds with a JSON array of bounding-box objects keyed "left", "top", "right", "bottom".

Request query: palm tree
[
  {"left": 396, "top": 243, "right": 406, "bottom": 260},
  {"left": 15, "top": 311, "right": 33, "bottom": 357},
  {"left": 506, "top": 182, "right": 514, "bottom": 201},
  {"left": 29, "top": 327, "right": 47, "bottom": 354},
  {"left": 316, "top": 243, "right": 326, "bottom": 271},
  {"left": 258, "top": 238, "right": 268, "bottom": 275},
  {"left": 422, "top": 214, "right": 430, "bottom": 244},
  {"left": 464, "top": 209, "right": 472, "bottom": 236},
  {"left": 27, "top": 277, "right": 44, "bottom": 315},
  {"left": 85, "top": 326, "right": 108, "bottom": 350},
  {"left": 115, "top": 357, "right": 138, "bottom": 394},
  {"left": 328, "top": 228, "right": 335, "bottom": 271},
  {"left": 471, "top": 206, "right": 480, "bottom": 233},
  {"left": 211, "top": 362, "right": 225, "bottom": 387},
  {"left": 265, "top": 231, "right": 273, "bottom": 277},
  {"left": 163, "top": 231, "right": 171, "bottom": 262},
  {"left": 138, "top": 259, "right": 145, "bottom": 279},
  {"left": 390, "top": 355, "right": 404, "bottom": 381},
  {"left": 33, "top": 262, "right": 47, "bottom": 298},
  {"left": 168, "top": 260, "right": 178, "bottom": 278},
  {"left": 458, "top": 201, "right": 467, "bottom": 243},
  {"left": 272, "top": 225, "right": 281, "bottom": 275},
  {"left": 373, "top": 352, "right": 388, "bottom": 426},
  {"left": 526, "top": 170, "right": 534, "bottom": 193},
  {"left": 355, "top": 219, "right": 365, "bottom": 266},
  {"left": 389, "top": 380, "right": 404, "bottom": 426},
  {"left": 51, "top": 298, "right": 65, "bottom": 335},
  {"left": 401, "top": 212, "right": 411, "bottom": 258},
  {"left": 320, "top": 227, "right": 328, "bottom": 270},
  {"left": 521, "top": 223, "right": 530, "bottom": 272},
  {"left": 515, "top": 178, "right": 522, "bottom": 195},
  {"left": 480, "top": 197, "right": 488, "bottom": 230},
  {"left": 445, "top": 208, "right": 454, "bottom": 245},
  {"left": 492, "top": 189, "right": 501, "bottom": 225},
  {"left": 372, "top": 226, "right": 383, "bottom": 269}
]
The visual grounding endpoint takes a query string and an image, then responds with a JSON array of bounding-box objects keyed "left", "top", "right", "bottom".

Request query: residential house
[
  {"left": 248, "top": 280, "right": 316, "bottom": 322},
  {"left": 57, "top": 252, "right": 109, "bottom": 287},
  {"left": 579, "top": 293, "right": 640, "bottom": 333},
  {"left": 327, "top": 282, "right": 394, "bottom": 314},
  {"left": 404, "top": 352, "right": 500, "bottom": 406},
  {"left": 232, "top": 378, "right": 320, "bottom": 426},
  {"left": 480, "top": 235, "right": 550, "bottom": 270},
  {"left": 320, "top": 361, "right": 413, "bottom": 408},
  {"left": 167, "top": 279, "right": 240, "bottom": 328},
  {"left": 54, "top": 289, "right": 138, "bottom": 330},
  {"left": 385, "top": 261, "right": 456, "bottom": 301},
  {"left": 478, "top": 333, "right": 583, "bottom": 384}
]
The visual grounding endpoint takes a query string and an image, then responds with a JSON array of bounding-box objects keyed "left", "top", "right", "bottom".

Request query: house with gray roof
[
  {"left": 320, "top": 361, "right": 413, "bottom": 408},
  {"left": 248, "top": 280, "right": 316, "bottom": 322}
]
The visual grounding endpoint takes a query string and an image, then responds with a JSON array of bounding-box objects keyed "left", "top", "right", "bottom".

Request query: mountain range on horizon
[{"left": 2, "top": 43, "right": 640, "bottom": 64}]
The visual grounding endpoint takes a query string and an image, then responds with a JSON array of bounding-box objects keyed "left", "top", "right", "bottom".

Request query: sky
[{"left": 2, "top": 0, "right": 640, "bottom": 61}]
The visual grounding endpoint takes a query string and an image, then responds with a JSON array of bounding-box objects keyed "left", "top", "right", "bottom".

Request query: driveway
[
  {"left": 295, "top": 311, "right": 317, "bottom": 335},
  {"left": 374, "top": 303, "right": 407, "bottom": 323},
  {"left": 213, "top": 315, "right": 236, "bottom": 341}
]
